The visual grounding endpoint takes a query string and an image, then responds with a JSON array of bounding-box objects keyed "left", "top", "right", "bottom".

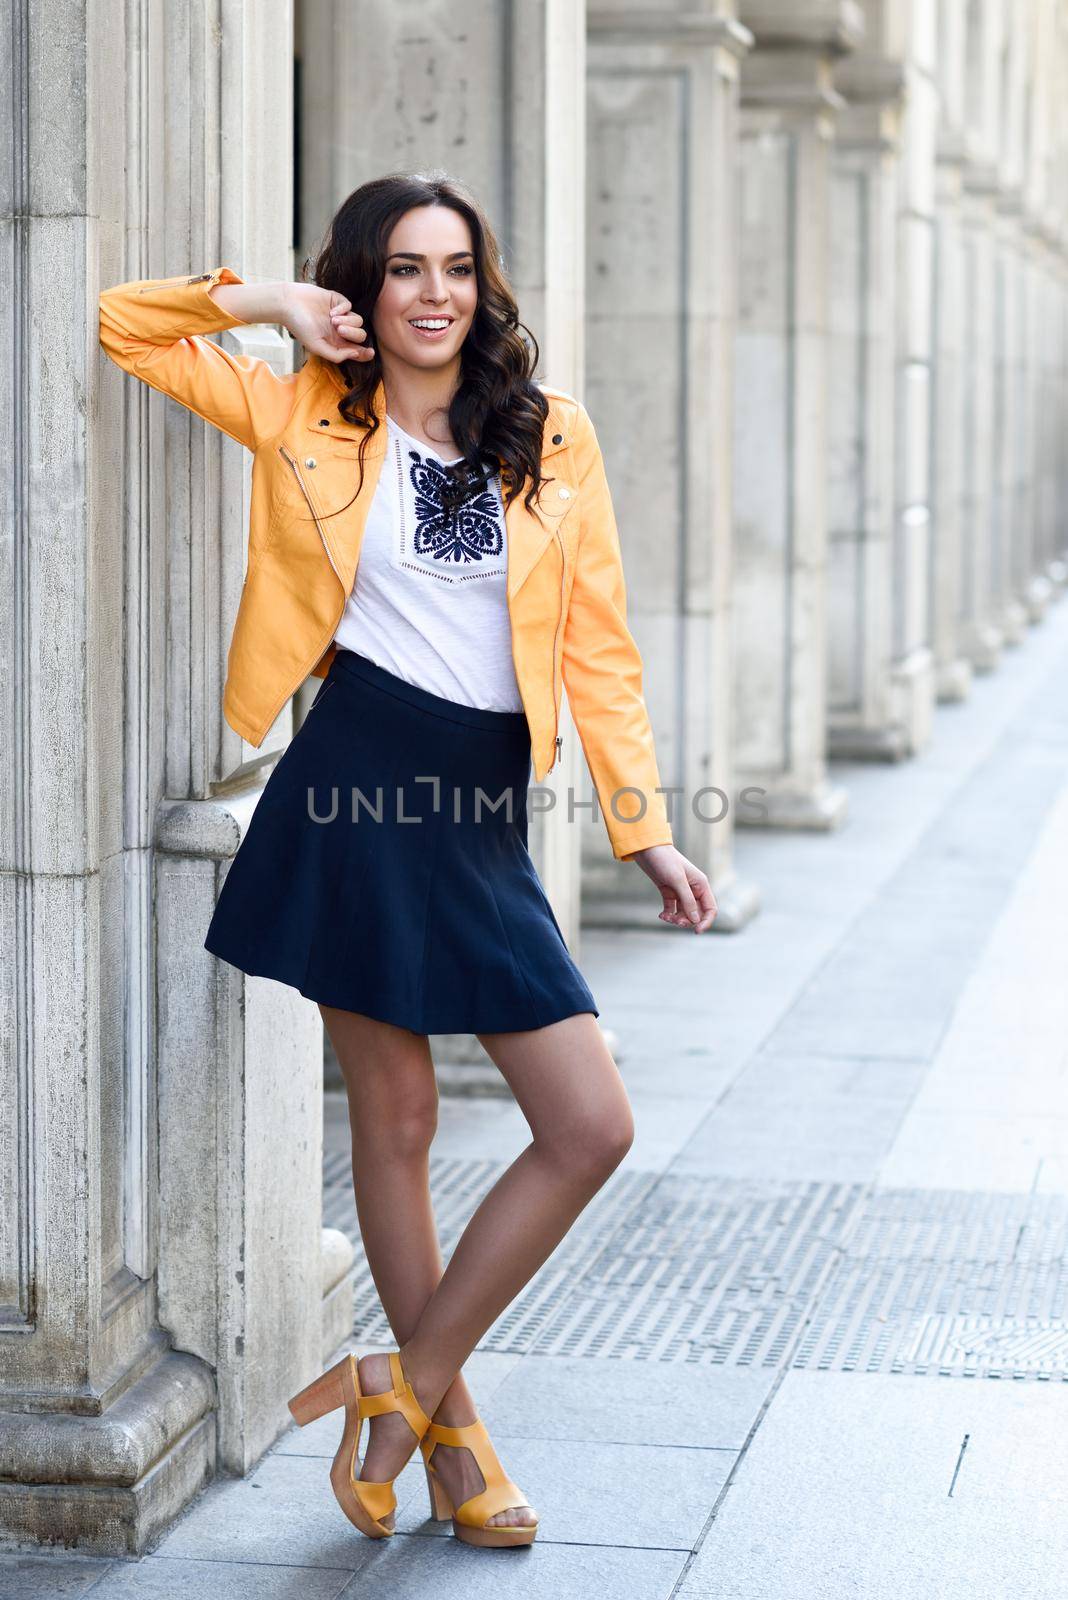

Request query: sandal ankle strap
[
  {"left": 357, "top": 1351, "right": 432, "bottom": 1438},
  {"left": 421, "top": 1415, "right": 489, "bottom": 1451}
]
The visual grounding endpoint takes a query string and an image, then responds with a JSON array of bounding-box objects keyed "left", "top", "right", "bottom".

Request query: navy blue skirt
[{"left": 203, "top": 647, "right": 599, "bottom": 1034}]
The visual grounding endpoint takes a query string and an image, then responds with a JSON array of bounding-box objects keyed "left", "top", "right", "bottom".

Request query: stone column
[
  {"left": 296, "top": 0, "right": 588, "bottom": 947},
  {"left": 732, "top": 2, "right": 861, "bottom": 827},
  {"left": 989, "top": 7, "right": 1031, "bottom": 645},
  {"left": 929, "top": 0, "right": 974, "bottom": 699},
  {"left": 826, "top": 55, "right": 905, "bottom": 756},
  {"left": 957, "top": 0, "right": 1005, "bottom": 670},
  {"left": 0, "top": 0, "right": 349, "bottom": 1555},
  {"left": 887, "top": 1, "right": 938, "bottom": 750},
  {"left": 582, "top": 2, "right": 758, "bottom": 929},
  {"left": 1029, "top": 0, "right": 1068, "bottom": 594}
]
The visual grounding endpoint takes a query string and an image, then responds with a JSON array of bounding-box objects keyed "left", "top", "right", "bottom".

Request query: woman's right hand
[{"left": 281, "top": 283, "right": 375, "bottom": 365}]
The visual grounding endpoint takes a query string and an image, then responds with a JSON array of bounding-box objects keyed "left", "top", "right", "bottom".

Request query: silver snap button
[{"left": 304, "top": 457, "right": 317, "bottom": 469}]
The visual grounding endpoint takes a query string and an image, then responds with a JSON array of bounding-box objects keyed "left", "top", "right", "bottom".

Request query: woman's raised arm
[{"left": 98, "top": 266, "right": 300, "bottom": 450}]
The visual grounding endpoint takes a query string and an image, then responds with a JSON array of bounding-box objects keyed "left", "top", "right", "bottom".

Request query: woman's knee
[
  {"left": 541, "top": 1100, "right": 634, "bottom": 1181},
  {"left": 328, "top": 1014, "right": 439, "bottom": 1159},
  {"left": 350, "top": 1075, "right": 439, "bottom": 1160}
]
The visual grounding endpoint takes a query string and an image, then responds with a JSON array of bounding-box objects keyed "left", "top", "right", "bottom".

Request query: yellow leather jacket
[{"left": 98, "top": 266, "right": 673, "bottom": 860}]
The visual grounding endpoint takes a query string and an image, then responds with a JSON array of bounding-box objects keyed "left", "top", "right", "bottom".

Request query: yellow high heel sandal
[
  {"left": 420, "top": 1416, "right": 539, "bottom": 1548},
  {"left": 287, "top": 1350, "right": 432, "bottom": 1539}
]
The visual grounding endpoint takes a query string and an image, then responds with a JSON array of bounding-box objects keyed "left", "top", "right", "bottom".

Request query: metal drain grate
[
  {"left": 492, "top": 1176, "right": 867, "bottom": 1365},
  {"left": 323, "top": 1159, "right": 1068, "bottom": 1379},
  {"left": 793, "top": 1187, "right": 1068, "bottom": 1379},
  {"left": 324, "top": 1153, "right": 656, "bottom": 1349}
]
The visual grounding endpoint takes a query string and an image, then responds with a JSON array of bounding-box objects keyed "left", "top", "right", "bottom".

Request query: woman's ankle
[
  {"left": 430, "top": 1373, "right": 477, "bottom": 1428},
  {"left": 398, "top": 1337, "right": 454, "bottom": 1419}
]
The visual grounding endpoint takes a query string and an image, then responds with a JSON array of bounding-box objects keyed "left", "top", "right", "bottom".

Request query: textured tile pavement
[{"left": 5, "top": 595, "right": 1068, "bottom": 1599}]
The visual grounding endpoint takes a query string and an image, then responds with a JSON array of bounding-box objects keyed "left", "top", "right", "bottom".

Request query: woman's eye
[{"left": 389, "top": 263, "right": 473, "bottom": 277}]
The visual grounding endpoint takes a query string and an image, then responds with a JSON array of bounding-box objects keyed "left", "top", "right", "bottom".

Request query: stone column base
[
  {"left": 1000, "top": 598, "right": 1029, "bottom": 646},
  {"left": 827, "top": 722, "right": 914, "bottom": 761},
  {"left": 965, "top": 620, "right": 1004, "bottom": 672},
  {"left": 429, "top": 1026, "right": 624, "bottom": 1095},
  {"left": 735, "top": 780, "right": 849, "bottom": 833},
  {"left": 320, "top": 1228, "right": 356, "bottom": 1364},
  {"left": 889, "top": 646, "right": 935, "bottom": 756},
  {"left": 1025, "top": 574, "right": 1053, "bottom": 622},
  {"left": 0, "top": 1353, "right": 214, "bottom": 1557},
  {"left": 936, "top": 656, "right": 974, "bottom": 702},
  {"left": 580, "top": 865, "right": 761, "bottom": 934}
]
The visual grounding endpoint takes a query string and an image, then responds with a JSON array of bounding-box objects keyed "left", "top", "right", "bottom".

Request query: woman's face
[{"left": 373, "top": 205, "right": 478, "bottom": 371}]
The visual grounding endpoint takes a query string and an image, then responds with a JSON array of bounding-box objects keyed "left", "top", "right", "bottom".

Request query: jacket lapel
[
  {"left": 505, "top": 477, "right": 568, "bottom": 599},
  {"left": 314, "top": 365, "right": 572, "bottom": 599}
]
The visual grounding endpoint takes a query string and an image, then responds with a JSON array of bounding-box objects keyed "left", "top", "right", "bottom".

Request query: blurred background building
[{"left": 2, "top": 0, "right": 1066, "bottom": 1553}]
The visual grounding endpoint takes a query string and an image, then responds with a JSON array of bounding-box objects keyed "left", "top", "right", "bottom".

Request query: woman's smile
[{"left": 408, "top": 315, "right": 455, "bottom": 340}]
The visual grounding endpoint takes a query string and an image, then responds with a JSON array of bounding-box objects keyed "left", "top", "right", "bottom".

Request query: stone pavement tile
[
  {"left": 603, "top": 997, "right": 749, "bottom": 1083},
  {"left": 623, "top": 1092, "right": 723, "bottom": 1173},
  {"left": 724, "top": 1053, "right": 927, "bottom": 1106},
  {"left": 152, "top": 1450, "right": 401, "bottom": 1572},
  {"left": 0, "top": 1554, "right": 114, "bottom": 1600},
  {"left": 676, "top": 1479, "right": 1068, "bottom": 1600},
  {"left": 619, "top": 1050, "right": 737, "bottom": 1101},
  {"left": 334, "top": 1535, "right": 687, "bottom": 1600},
  {"left": 479, "top": 1354, "right": 774, "bottom": 1450},
  {"left": 81, "top": 1555, "right": 354, "bottom": 1599},
  {"left": 703, "top": 1369, "right": 1068, "bottom": 1504},
  {"left": 877, "top": 1107, "right": 1068, "bottom": 1194},
  {"left": 675, "top": 1368, "right": 1068, "bottom": 1599},
  {"left": 760, "top": 1003, "right": 950, "bottom": 1065},
  {"left": 669, "top": 1051, "right": 927, "bottom": 1184},
  {"left": 275, "top": 1352, "right": 524, "bottom": 1459},
  {"left": 431, "top": 1097, "right": 530, "bottom": 1162},
  {"left": 1035, "top": 1151, "right": 1068, "bottom": 1192},
  {"left": 668, "top": 1089, "right": 913, "bottom": 1182},
  {"left": 878, "top": 778, "right": 1068, "bottom": 1178},
  {"left": 392, "top": 1434, "right": 732, "bottom": 1549},
  {"left": 913, "top": 1050, "right": 1068, "bottom": 1116}
]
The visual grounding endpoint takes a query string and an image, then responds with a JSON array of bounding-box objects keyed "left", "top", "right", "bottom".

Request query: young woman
[{"left": 99, "top": 172, "right": 716, "bottom": 1550}]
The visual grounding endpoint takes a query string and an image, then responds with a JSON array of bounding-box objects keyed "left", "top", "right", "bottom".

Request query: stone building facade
[{"left": 2, "top": 0, "right": 1065, "bottom": 1553}]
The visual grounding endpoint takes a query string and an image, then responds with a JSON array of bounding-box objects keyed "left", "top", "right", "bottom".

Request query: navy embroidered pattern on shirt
[{"left": 400, "top": 443, "right": 503, "bottom": 570}]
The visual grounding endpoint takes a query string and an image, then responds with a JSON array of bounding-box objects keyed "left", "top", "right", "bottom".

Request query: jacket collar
[
  {"left": 309, "top": 363, "right": 575, "bottom": 598},
  {"left": 310, "top": 362, "right": 573, "bottom": 461}
]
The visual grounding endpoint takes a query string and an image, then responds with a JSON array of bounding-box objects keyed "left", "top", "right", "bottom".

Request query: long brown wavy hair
[{"left": 301, "top": 171, "right": 551, "bottom": 515}]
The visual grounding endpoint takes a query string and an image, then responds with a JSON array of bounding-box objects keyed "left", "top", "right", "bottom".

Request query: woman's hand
[
  {"left": 627, "top": 843, "right": 717, "bottom": 932},
  {"left": 281, "top": 284, "right": 375, "bottom": 365}
]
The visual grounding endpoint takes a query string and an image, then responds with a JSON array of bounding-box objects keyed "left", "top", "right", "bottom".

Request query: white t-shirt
[{"left": 332, "top": 414, "right": 525, "bottom": 712}]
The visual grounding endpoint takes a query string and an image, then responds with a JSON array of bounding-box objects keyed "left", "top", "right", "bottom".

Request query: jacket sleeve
[
  {"left": 561, "top": 401, "right": 675, "bottom": 861},
  {"left": 98, "top": 266, "right": 300, "bottom": 451}
]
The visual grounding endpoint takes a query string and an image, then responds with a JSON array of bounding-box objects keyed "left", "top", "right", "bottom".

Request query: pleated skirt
[{"left": 203, "top": 646, "right": 599, "bottom": 1034}]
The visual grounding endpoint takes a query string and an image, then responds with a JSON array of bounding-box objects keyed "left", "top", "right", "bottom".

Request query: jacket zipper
[
  {"left": 135, "top": 272, "right": 216, "bottom": 292},
  {"left": 548, "top": 525, "right": 566, "bottom": 774},
  {"left": 244, "top": 446, "right": 348, "bottom": 739},
  {"left": 277, "top": 443, "right": 345, "bottom": 585}
]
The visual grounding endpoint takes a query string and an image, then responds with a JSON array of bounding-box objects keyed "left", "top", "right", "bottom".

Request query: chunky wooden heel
[
  {"left": 287, "top": 1356, "right": 348, "bottom": 1426},
  {"left": 424, "top": 1460, "right": 452, "bottom": 1521},
  {"left": 286, "top": 1350, "right": 432, "bottom": 1539}
]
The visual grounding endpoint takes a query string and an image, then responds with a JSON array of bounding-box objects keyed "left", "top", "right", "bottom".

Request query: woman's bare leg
[
  {"left": 353, "top": 1011, "right": 634, "bottom": 1515},
  {"left": 320, "top": 1003, "right": 531, "bottom": 1528}
]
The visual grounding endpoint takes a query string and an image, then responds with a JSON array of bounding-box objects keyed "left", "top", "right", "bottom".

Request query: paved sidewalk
[{"left": 6, "top": 594, "right": 1068, "bottom": 1600}]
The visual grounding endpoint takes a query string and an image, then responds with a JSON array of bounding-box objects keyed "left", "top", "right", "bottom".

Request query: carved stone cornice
[
  {"left": 588, "top": 8, "right": 754, "bottom": 58},
  {"left": 738, "top": 0, "right": 864, "bottom": 57}
]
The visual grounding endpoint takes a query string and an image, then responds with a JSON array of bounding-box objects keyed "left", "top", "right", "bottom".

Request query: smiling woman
[{"left": 99, "top": 167, "right": 714, "bottom": 1556}]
